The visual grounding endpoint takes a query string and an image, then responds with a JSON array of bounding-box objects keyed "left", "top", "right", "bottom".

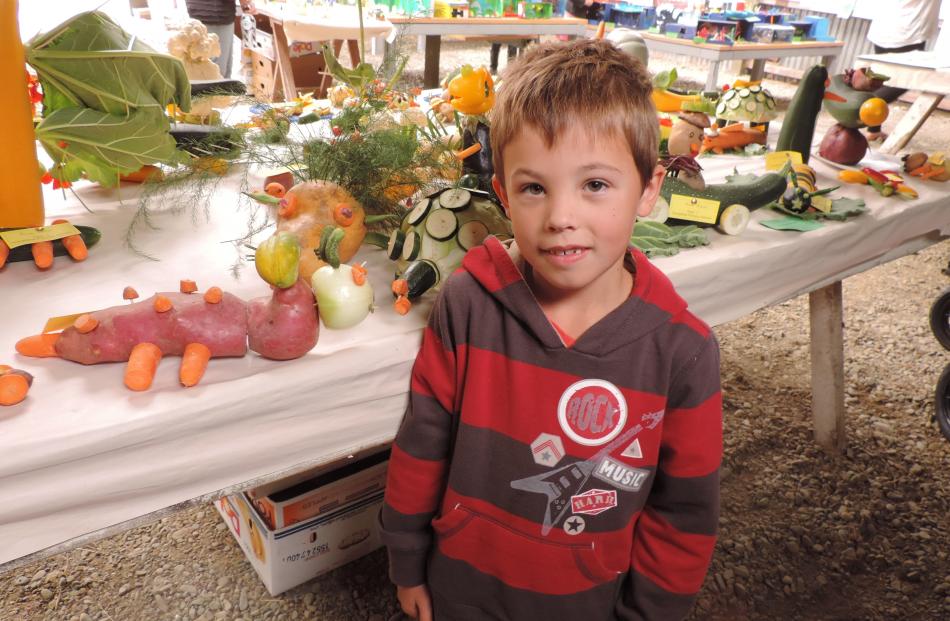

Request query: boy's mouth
[{"left": 542, "top": 245, "right": 589, "bottom": 263}]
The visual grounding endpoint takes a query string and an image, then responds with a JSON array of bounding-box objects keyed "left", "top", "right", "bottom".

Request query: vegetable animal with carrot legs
[
  {"left": 0, "top": 365, "right": 33, "bottom": 406},
  {"left": 0, "top": 220, "right": 98, "bottom": 270},
  {"left": 15, "top": 278, "right": 318, "bottom": 391}
]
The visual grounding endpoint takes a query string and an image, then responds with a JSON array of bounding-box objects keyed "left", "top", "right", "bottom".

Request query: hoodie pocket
[{"left": 431, "top": 504, "right": 620, "bottom": 595}]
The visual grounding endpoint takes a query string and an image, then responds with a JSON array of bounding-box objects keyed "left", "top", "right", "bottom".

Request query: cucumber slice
[
  {"left": 728, "top": 98, "right": 741, "bottom": 110},
  {"left": 745, "top": 101, "right": 757, "bottom": 112},
  {"left": 717, "top": 204, "right": 750, "bottom": 236},
  {"left": 401, "top": 231, "right": 420, "bottom": 261},
  {"left": 716, "top": 102, "right": 727, "bottom": 116},
  {"left": 402, "top": 260, "right": 440, "bottom": 299},
  {"left": 405, "top": 198, "right": 431, "bottom": 226},
  {"left": 738, "top": 88, "right": 750, "bottom": 97},
  {"left": 639, "top": 195, "right": 669, "bottom": 224},
  {"left": 723, "top": 89, "right": 736, "bottom": 101},
  {"left": 387, "top": 230, "right": 405, "bottom": 260},
  {"left": 424, "top": 209, "right": 459, "bottom": 241},
  {"left": 749, "top": 85, "right": 761, "bottom": 93},
  {"left": 456, "top": 220, "right": 490, "bottom": 250},
  {"left": 438, "top": 188, "right": 471, "bottom": 210}
]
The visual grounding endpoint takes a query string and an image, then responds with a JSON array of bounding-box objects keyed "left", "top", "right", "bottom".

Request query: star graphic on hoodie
[{"left": 566, "top": 517, "right": 583, "bottom": 532}]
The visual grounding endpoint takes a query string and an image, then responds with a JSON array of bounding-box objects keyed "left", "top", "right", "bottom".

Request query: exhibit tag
[
  {"left": 765, "top": 150, "right": 803, "bottom": 171},
  {"left": 0, "top": 223, "right": 80, "bottom": 249},
  {"left": 43, "top": 312, "right": 89, "bottom": 334},
  {"left": 668, "top": 194, "right": 719, "bottom": 224}
]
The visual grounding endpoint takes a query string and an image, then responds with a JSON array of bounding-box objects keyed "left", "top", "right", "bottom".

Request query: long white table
[
  {"left": 639, "top": 32, "right": 844, "bottom": 91},
  {"left": 2, "top": 153, "right": 948, "bottom": 570}
]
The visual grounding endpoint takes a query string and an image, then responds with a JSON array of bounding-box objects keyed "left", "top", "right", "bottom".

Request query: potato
[{"left": 247, "top": 278, "right": 319, "bottom": 360}]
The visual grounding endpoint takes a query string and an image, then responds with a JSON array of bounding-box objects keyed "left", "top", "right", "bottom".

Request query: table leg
[
  {"left": 424, "top": 35, "right": 442, "bottom": 89},
  {"left": 821, "top": 54, "right": 837, "bottom": 75},
  {"left": 879, "top": 92, "right": 945, "bottom": 155},
  {"left": 347, "top": 39, "right": 361, "bottom": 66},
  {"left": 749, "top": 59, "right": 766, "bottom": 82},
  {"left": 705, "top": 60, "right": 721, "bottom": 91},
  {"left": 809, "top": 281, "right": 846, "bottom": 453},
  {"left": 271, "top": 21, "right": 298, "bottom": 101}
]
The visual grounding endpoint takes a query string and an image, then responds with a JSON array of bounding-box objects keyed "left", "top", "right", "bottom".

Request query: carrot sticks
[
  {"left": 124, "top": 343, "right": 162, "bottom": 391},
  {"left": 179, "top": 343, "right": 211, "bottom": 387}
]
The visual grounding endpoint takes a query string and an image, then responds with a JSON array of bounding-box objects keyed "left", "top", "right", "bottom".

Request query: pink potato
[
  {"left": 55, "top": 292, "right": 249, "bottom": 364},
  {"left": 247, "top": 278, "right": 319, "bottom": 360}
]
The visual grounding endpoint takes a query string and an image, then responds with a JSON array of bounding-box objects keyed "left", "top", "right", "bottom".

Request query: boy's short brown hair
[{"left": 490, "top": 39, "right": 658, "bottom": 189}]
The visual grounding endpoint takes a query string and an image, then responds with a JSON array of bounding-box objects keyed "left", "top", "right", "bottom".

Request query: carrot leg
[
  {"left": 15, "top": 333, "right": 61, "bottom": 358},
  {"left": 52, "top": 219, "right": 88, "bottom": 261},
  {"left": 0, "top": 373, "right": 29, "bottom": 406},
  {"left": 32, "top": 240, "right": 53, "bottom": 269},
  {"left": 124, "top": 343, "right": 163, "bottom": 391},
  {"left": 179, "top": 343, "right": 211, "bottom": 387}
]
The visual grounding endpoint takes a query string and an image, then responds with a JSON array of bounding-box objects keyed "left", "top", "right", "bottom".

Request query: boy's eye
[
  {"left": 586, "top": 180, "right": 609, "bottom": 192},
  {"left": 521, "top": 183, "right": 544, "bottom": 195}
]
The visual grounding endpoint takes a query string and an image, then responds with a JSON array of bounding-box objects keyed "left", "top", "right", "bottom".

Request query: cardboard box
[
  {"left": 252, "top": 450, "right": 390, "bottom": 530},
  {"left": 747, "top": 23, "right": 795, "bottom": 44}
]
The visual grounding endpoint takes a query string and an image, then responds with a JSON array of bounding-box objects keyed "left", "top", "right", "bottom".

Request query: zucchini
[
  {"left": 776, "top": 65, "right": 827, "bottom": 163},
  {"left": 405, "top": 198, "right": 431, "bottom": 226},
  {"left": 401, "top": 231, "right": 421, "bottom": 261},
  {"left": 456, "top": 220, "right": 490, "bottom": 250},
  {"left": 3, "top": 225, "right": 102, "bottom": 263},
  {"left": 387, "top": 230, "right": 406, "bottom": 260},
  {"left": 401, "top": 260, "right": 440, "bottom": 299},
  {"left": 662, "top": 171, "right": 786, "bottom": 228},
  {"left": 424, "top": 209, "right": 459, "bottom": 241},
  {"left": 716, "top": 204, "right": 750, "bottom": 236},
  {"left": 438, "top": 188, "right": 471, "bottom": 210}
]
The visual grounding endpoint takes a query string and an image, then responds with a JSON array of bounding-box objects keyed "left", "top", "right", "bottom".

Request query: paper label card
[
  {"left": 43, "top": 312, "right": 89, "bottom": 334},
  {"left": 0, "top": 223, "right": 80, "bottom": 249},
  {"left": 668, "top": 194, "right": 720, "bottom": 224},
  {"left": 765, "top": 150, "right": 804, "bottom": 171}
]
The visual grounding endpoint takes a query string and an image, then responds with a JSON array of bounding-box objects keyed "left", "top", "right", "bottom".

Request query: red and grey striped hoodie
[{"left": 381, "top": 236, "right": 721, "bottom": 620}]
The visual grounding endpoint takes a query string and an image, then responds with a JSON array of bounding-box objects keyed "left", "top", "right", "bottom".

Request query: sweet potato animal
[
  {"left": 700, "top": 123, "right": 766, "bottom": 154},
  {"left": 16, "top": 279, "right": 318, "bottom": 391}
]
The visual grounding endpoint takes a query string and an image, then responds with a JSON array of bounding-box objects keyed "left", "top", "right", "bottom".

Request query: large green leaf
[
  {"left": 26, "top": 11, "right": 191, "bottom": 115},
  {"left": 36, "top": 107, "right": 184, "bottom": 186}
]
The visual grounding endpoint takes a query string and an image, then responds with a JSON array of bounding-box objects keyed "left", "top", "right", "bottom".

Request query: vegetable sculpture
[
  {"left": 903, "top": 152, "right": 950, "bottom": 181},
  {"left": 15, "top": 278, "right": 319, "bottom": 391},
  {"left": 775, "top": 65, "right": 828, "bottom": 163},
  {"left": 819, "top": 69, "right": 890, "bottom": 165},
  {"left": 25, "top": 11, "right": 191, "bottom": 187},
  {"left": 387, "top": 187, "right": 511, "bottom": 312}
]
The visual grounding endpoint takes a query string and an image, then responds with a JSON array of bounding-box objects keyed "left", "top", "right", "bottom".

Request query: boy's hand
[{"left": 397, "top": 584, "right": 433, "bottom": 621}]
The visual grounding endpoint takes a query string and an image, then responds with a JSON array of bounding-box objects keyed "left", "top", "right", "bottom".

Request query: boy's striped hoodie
[{"left": 380, "top": 236, "right": 721, "bottom": 620}]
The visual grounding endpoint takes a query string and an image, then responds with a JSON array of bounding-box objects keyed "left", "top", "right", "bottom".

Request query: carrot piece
[
  {"left": 120, "top": 164, "right": 164, "bottom": 184},
  {"left": 0, "top": 239, "right": 9, "bottom": 269},
  {"left": 394, "top": 295, "right": 412, "bottom": 316},
  {"left": 73, "top": 313, "right": 99, "bottom": 334},
  {"left": 277, "top": 194, "right": 298, "bottom": 218},
  {"left": 204, "top": 286, "right": 223, "bottom": 304},
  {"left": 351, "top": 264, "right": 367, "bottom": 286},
  {"left": 123, "top": 286, "right": 139, "bottom": 301},
  {"left": 264, "top": 182, "right": 286, "bottom": 198},
  {"left": 594, "top": 20, "right": 607, "bottom": 40},
  {"left": 0, "top": 373, "right": 29, "bottom": 406},
  {"left": 154, "top": 295, "right": 173, "bottom": 313},
  {"left": 391, "top": 279, "right": 409, "bottom": 296},
  {"left": 32, "top": 240, "right": 53, "bottom": 269},
  {"left": 179, "top": 342, "right": 212, "bottom": 387},
  {"left": 0, "top": 365, "right": 10, "bottom": 374},
  {"left": 51, "top": 219, "right": 88, "bottom": 261},
  {"left": 124, "top": 342, "right": 163, "bottom": 391},
  {"left": 15, "top": 333, "right": 61, "bottom": 358},
  {"left": 180, "top": 279, "right": 198, "bottom": 294},
  {"left": 454, "top": 143, "right": 481, "bottom": 160},
  {"left": 333, "top": 203, "right": 355, "bottom": 226}
]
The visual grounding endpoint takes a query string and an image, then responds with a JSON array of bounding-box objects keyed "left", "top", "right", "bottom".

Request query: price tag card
[
  {"left": 668, "top": 194, "right": 720, "bottom": 224},
  {"left": 765, "top": 150, "right": 803, "bottom": 171},
  {"left": 0, "top": 223, "right": 79, "bottom": 249}
]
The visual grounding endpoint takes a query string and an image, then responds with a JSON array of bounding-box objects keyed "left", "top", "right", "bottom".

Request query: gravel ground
[{"left": 3, "top": 38, "right": 950, "bottom": 621}]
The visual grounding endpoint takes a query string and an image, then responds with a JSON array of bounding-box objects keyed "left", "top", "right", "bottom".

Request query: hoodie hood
[{"left": 461, "top": 236, "right": 688, "bottom": 355}]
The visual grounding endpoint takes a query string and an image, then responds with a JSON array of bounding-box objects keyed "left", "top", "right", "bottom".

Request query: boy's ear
[
  {"left": 636, "top": 165, "right": 667, "bottom": 218},
  {"left": 491, "top": 175, "right": 510, "bottom": 217}
]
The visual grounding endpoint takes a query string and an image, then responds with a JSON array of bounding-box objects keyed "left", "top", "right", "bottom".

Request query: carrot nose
[
  {"left": 15, "top": 333, "right": 61, "bottom": 358},
  {"left": 690, "top": 144, "right": 700, "bottom": 156},
  {"left": 823, "top": 91, "right": 847, "bottom": 103}
]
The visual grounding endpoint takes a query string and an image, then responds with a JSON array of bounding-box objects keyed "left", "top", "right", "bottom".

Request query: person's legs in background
[
  {"left": 866, "top": 41, "right": 926, "bottom": 140},
  {"left": 205, "top": 22, "right": 235, "bottom": 78},
  {"left": 490, "top": 42, "right": 501, "bottom": 73}
]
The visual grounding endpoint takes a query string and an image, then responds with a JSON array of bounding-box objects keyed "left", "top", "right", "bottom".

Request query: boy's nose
[{"left": 545, "top": 193, "right": 578, "bottom": 231}]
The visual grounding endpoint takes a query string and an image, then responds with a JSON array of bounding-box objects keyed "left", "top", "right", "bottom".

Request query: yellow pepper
[
  {"left": 448, "top": 65, "right": 495, "bottom": 116},
  {"left": 838, "top": 169, "right": 869, "bottom": 185},
  {"left": 255, "top": 231, "right": 301, "bottom": 289}
]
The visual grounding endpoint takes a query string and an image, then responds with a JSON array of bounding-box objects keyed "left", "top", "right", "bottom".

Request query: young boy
[{"left": 380, "top": 39, "right": 721, "bottom": 621}]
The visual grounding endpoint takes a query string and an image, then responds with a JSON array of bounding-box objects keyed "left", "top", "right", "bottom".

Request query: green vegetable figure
[
  {"left": 387, "top": 187, "right": 511, "bottom": 313},
  {"left": 818, "top": 69, "right": 891, "bottom": 165},
  {"left": 26, "top": 11, "right": 192, "bottom": 186}
]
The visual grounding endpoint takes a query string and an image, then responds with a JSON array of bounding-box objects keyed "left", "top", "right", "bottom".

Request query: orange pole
[{"left": 0, "top": 0, "right": 45, "bottom": 228}]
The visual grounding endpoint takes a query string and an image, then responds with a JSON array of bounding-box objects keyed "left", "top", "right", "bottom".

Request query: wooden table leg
[
  {"left": 749, "top": 58, "right": 766, "bottom": 82},
  {"left": 821, "top": 54, "right": 838, "bottom": 74},
  {"left": 347, "top": 39, "right": 361, "bottom": 65},
  {"left": 879, "top": 92, "right": 945, "bottom": 155},
  {"left": 424, "top": 35, "right": 442, "bottom": 89},
  {"left": 705, "top": 60, "right": 721, "bottom": 91},
  {"left": 271, "top": 21, "right": 298, "bottom": 101},
  {"left": 809, "top": 281, "right": 846, "bottom": 453}
]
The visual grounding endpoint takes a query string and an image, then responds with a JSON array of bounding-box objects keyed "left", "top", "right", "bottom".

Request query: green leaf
[
  {"left": 36, "top": 107, "right": 183, "bottom": 186},
  {"left": 760, "top": 216, "right": 824, "bottom": 231},
  {"left": 26, "top": 11, "right": 191, "bottom": 116},
  {"left": 630, "top": 221, "right": 709, "bottom": 257},
  {"left": 820, "top": 197, "right": 867, "bottom": 220}
]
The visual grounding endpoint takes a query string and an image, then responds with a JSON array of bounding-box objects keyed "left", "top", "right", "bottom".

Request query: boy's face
[{"left": 492, "top": 124, "right": 663, "bottom": 301}]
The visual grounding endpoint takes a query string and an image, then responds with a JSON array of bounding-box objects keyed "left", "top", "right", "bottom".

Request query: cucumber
[
  {"left": 3, "top": 225, "right": 102, "bottom": 263},
  {"left": 400, "top": 260, "right": 440, "bottom": 299},
  {"left": 405, "top": 198, "right": 431, "bottom": 226},
  {"left": 424, "top": 209, "right": 459, "bottom": 241},
  {"left": 776, "top": 65, "right": 827, "bottom": 163},
  {"left": 438, "top": 188, "right": 471, "bottom": 210},
  {"left": 387, "top": 230, "right": 405, "bottom": 260},
  {"left": 456, "top": 220, "right": 490, "bottom": 250},
  {"left": 661, "top": 172, "right": 786, "bottom": 228}
]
